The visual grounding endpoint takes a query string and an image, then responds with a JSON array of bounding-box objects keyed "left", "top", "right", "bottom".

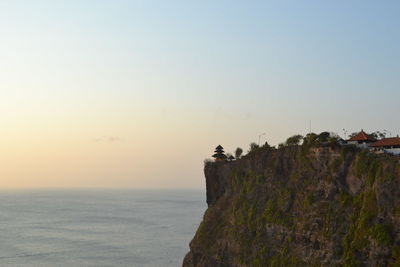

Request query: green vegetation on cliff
[{"left": 183, "top": 143, "right": 400, "bottom": 267}]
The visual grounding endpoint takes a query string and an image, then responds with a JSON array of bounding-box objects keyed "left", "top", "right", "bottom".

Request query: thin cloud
[{"left": 94, "top": 136, "right": 124, "bottom": 143}]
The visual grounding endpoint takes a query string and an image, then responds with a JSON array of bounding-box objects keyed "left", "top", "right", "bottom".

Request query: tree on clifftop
[
  {"left": 235, "top": 147, "right": 243, "bottom": 159},
  {"left": 285, "top": 135, "right": 303, "bottom": 146},
  {"left": 248, "top": 142, "right": 259, "bottom": 152}
]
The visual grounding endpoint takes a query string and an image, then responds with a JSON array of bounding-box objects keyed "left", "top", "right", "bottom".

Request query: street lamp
[{"left": 258, "top": 133, "right": 266, "bottom": 146}]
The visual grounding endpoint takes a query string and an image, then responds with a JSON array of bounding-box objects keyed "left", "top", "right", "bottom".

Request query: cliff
[{"left": 183, "top": 145, "right": 400, "bottom": 266}]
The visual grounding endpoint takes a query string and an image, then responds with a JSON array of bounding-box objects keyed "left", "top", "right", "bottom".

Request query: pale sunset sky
[{"left": 1, "top": 1, "right": 399, "bottom": 188}]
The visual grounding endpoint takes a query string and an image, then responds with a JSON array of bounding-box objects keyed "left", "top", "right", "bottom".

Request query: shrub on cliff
[
  {"left": 318, "top": 131, "right": 331, "bottom": 142},
  {"left": 248, "top": 142, "right": 259, "bottom": 153},
  {"left": 263, "top": 141, "right": 271, "bottom": 149},
  {"left": 285, "top": 134, "right": 303, "bottom": 146},
  {"left": 302, "top": 132, "right": 341, "bottom": 147},
  {"left": 303, "top": 133, "right": 318, "bottom": 146}
]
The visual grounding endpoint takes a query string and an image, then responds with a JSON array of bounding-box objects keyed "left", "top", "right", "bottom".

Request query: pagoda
[{"left": 212, "top": 145, "right": 227, "bottom": 162}]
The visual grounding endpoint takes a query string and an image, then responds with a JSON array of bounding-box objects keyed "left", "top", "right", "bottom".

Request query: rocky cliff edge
[{"left": 183, "top": 145, "right": 400, "bottom": 266}]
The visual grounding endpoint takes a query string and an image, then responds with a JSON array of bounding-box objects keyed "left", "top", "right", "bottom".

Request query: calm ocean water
[{"left": 0, "top": 189, "right": 206, "bottom": 267}]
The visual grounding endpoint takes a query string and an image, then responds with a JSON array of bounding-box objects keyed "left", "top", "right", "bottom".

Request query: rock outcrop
[{"left": 183, "top": 145, "right": 400, "bottom": 266}]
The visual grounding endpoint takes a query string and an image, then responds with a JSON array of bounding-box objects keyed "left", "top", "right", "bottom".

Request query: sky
[{"left": 1, "top": 0, "right": 399, "bottom": 188}]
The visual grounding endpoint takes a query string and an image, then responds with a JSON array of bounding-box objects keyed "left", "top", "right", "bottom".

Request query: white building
[
  {"left": 347, "top": 130, "right": 376, "bottom": 149},
  {"left": 370, "top": 137, "right": 400, "bottom": 155}
]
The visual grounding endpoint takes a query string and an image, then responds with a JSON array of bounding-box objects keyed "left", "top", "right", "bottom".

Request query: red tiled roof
[
  {"left": 370, "top": 137, "right": 400, "bottom": 147},
  {"left": 348, "top": 130, "right": 376, "bottom": 142}
]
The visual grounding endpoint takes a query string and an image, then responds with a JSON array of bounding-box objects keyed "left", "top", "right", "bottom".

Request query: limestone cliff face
[{"left": 183, "top": 146, "right": 400, "bottom": 266}]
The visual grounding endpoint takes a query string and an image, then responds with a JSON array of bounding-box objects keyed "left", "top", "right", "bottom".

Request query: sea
[{"left": 0, "top": 189, "right": 207, "bottom": 267}]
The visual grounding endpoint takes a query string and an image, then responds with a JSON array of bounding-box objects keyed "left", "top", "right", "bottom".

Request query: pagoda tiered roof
[
  {"left": 215, "top": 145, "right": 223, "bottom": 150},
  {"left": 212, "top": 145, "right": 227, "bottom": 160}
]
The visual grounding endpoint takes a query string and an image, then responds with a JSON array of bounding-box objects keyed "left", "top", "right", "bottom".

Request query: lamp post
[{"left": 258, "top": 133, "right": 266, "bottom": 146}]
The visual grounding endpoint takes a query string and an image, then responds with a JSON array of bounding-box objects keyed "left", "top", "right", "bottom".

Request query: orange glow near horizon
[{"left": 1, "top": 1, "right": 400, "bottom": 188}]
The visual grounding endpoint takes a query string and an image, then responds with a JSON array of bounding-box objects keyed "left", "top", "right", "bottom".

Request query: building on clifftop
[
  {"left": 370, "top": 136, "right": 400, "bottom": 155},
  {"left": 212, "top": 145, "right": 227, "bottom": 162},
  {"left": 347, "top": 130, "right": 376, "bottom": 148}
]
